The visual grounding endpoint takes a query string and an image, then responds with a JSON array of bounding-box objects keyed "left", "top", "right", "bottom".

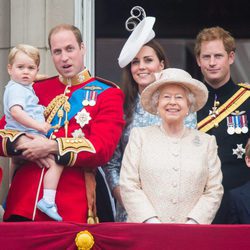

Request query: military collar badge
[{"left": 59, "top": 69, "right": 91, "bottom": 86}]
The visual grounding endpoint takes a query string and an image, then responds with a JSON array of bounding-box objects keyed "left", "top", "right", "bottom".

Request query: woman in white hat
[
  {"left": 104, "top": 8, "right": 197, "bottom": 222},
  {"left": 120, "top": 68, "right": 223, "bottom": 224},
  {"left": 104, "top": 39, "right": 167, "bottom": 222}
]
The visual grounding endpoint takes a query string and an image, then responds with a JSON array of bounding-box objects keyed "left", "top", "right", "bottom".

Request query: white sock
[{"left": 43, "top": 189, "right": 56, "bottom": 204}]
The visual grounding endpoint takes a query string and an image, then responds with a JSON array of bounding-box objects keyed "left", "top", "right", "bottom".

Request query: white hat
[
  {"left": 118, "top": 16, "right": 155, "bottom": 68},
  {"left": 141, "top": 68, "right": 208, "bottom": 114}
]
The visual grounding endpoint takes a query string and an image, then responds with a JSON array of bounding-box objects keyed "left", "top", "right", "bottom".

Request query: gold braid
[
  {"left": 44, "top": 85, "right": 71, "bottom": 135},
  {"left": 44, "top": 94, "right": 68, "bottom": 124},
  {"left": 63, "top": 99, "right": 71, "bottom": 137}
]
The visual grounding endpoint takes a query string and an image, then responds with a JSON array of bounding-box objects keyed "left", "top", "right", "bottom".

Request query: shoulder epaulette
[
  {"left": 238, "top": 82, "right": 250, "bottom": 90},
  {"left": 95, "top": 76, "right": 121, "bottom": 89}
]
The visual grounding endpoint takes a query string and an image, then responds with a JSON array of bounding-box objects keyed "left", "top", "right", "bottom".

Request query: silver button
[
  {"left": 170, "top": 216, "right": 175, "bottom": 221},
  {"left": 171, "top": 199, "right": 177, "bottom": 204}
]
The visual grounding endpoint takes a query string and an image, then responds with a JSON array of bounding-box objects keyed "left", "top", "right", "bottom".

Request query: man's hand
[{"left": 16, "top": 133, "right": 58, "bottom": 161}]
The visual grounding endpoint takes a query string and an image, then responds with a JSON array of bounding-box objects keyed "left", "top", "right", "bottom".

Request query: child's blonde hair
[{"left": 8, "top": 44, "right": 40, "bottom": 67}]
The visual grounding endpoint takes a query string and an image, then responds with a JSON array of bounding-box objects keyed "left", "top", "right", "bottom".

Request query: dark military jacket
[{"left": 197, "top": 79, "right": 250, "bottom": 223}]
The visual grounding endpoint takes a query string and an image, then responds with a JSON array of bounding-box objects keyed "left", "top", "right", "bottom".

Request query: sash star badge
[
  {"left": 72, "top": 128, "right": 85, "bottom": 138},
  {"left": 232, "top": 144, "right": 245, "bottom": 159},
  {"left": 75, "top": 109, "right": 91, "bottom": 127}
]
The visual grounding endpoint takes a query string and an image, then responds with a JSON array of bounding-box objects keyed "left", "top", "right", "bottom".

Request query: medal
[
  {"left": 82, "top": 99, "right": 89, "bottom": 106},
  {"left": 89, "top": 100, "right": 96, "bottom": 106},
  {"left": 227, "top": 127, "right": 235, "bottom": 135},
  {"left": 242, "top": 126, "right": 248, "bottom": 134},
  {"left": 227, "top": 116, "right": 235, "bottom": 135},
  {"left": 241, "top": 114, "right": 248, "bottom": 134},
  {"left": 89, "top": 91, "right": 97, "bottom": 106},
  {"left": 235, "top": 127, "right": 242, "bottom": 134},
  {"left": 232, "top": 144, "right": 245, "bottom": 159},
  {"left": 233, "top": 115, "right": 242, "bottom": 134},
  {"left": 82, "top": 89, "right": 98, "bottom": 107},
  {"left": 209, "top": 94, "right": 220, "bottom": 118},
  {"left": 82, "top": 90, "right": 90, "bottom": 106}
]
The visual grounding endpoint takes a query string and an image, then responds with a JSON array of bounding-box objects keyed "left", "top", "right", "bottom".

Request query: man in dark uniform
[{"left": 195, "top": 26, "right": 250, "bottom": 224}]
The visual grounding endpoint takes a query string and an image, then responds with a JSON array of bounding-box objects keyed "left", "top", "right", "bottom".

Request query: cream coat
[{"left": 120, "top": 125, "right": 223, "bottom": 224}]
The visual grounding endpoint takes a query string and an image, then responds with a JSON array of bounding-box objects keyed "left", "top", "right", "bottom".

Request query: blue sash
[{"left": 47, "top": 80, "right": 111, "bottom": 136}]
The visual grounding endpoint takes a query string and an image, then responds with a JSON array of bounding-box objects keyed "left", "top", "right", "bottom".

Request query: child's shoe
[{"left": 37, "top": 198, "right": 62, "bottom": 221}]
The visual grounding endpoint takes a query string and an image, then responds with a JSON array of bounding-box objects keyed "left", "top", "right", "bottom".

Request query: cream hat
[
  {"left": 118, "top": 8, "right": 156, "bottom": 68},
  {"left": 141, "top": 68, "right": 208, "bottom": 114}
]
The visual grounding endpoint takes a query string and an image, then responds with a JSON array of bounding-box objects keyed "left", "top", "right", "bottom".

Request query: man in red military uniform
[{"left": 0, "top": 24, "right": 125, "bottom": 223}]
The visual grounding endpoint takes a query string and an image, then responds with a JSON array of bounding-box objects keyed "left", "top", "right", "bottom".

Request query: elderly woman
[
  {"left": 120, "top": 68, "right": 223, "bottom": 224},
  {"left": 104, "top": 10, "right": 196, "bottom": 222}
]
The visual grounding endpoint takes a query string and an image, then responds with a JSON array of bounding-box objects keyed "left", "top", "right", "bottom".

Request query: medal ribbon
[
  {"left": 47, "top": 80, "right": 111, "bottom": 136},
  {"left": 198, "top": 88, "right": 250, "bottom": 132}
]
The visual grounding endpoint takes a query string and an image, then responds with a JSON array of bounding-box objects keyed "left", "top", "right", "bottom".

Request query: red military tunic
[{"left": 0, "top": 69, "right": 125, "bottom": 222}]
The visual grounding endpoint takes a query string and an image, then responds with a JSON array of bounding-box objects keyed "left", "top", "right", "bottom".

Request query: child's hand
[{"left": 40, "top": 122, "right": 51, "bottom": 134}]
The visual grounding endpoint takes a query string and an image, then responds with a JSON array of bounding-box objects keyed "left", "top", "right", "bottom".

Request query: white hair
[{"left": 151, "top": 84, "right": 196, "bottom": 113}]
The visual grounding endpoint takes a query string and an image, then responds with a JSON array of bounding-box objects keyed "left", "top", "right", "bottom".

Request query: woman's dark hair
[{"left": 122, "top": 39, "right": 168, "bottom": 127}]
